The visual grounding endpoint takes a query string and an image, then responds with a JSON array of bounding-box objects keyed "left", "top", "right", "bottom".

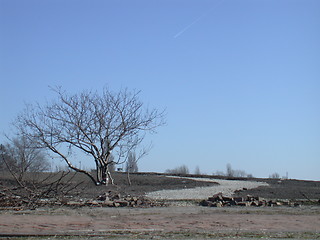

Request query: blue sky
[{"left": 1, "top": 0, "right": 319, "bottom": 180}]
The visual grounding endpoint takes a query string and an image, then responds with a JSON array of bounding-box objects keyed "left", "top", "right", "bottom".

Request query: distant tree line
[
  {"left": 165, "top": 165, "right": 189, "bottom": 175},
  {"left": 269, "top": 172, "right": 288, "bottom": 179},
  {"left": 165, "top": 163, "right": 289, "bottom": 179},
  {"left": 211, "top": 163, "right": 253, "bottom": 178},
  {"left": 165, "top": 163, "right": 254, "bottom": 178}
]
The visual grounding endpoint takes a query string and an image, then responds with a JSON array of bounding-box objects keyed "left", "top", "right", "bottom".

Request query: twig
[{"left": 300, "top": 191, "right": 316, "bottom": 203}]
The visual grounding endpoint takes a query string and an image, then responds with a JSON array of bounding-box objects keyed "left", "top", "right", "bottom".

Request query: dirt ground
[
  {"left": 0, "top": 172, "right": 320, "bottom": 239},
  {"left": 0, "top": 206, "right": 319, "bottom": 239}
]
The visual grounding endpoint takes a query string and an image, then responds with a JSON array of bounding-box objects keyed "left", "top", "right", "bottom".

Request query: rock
[
  {"left": 211, "top": 202, "right": 223, "bottom": 207},
  {"left": 208, "top": 197, "right": 222, "bottom": 202},
  {"left": 208, "top": 194, "right": 223, "bottom": 202},
  {"left": 267, "top": 201, "right": 275, "bottom": 207},
  {"left": 222, "top": 196, "right": 234, "bottom": 202},
  {"left": 97, "top": 193, "right": 108, "bottom": 201},
  {"left": 66, "top": 201, "right": 82, "bottom": 206},
  {"left": 86, "top": 200, "right": 99, "bottom": 206},
  {"left": 103, "top": 200, "right": 114, "bottom": 207},
  {"left": 200, "top": 200, "right": 210, "bottom": 206},
  {"left": 233, "top": 197, "right": 244, "bottom": 202},
  {"left": 282, "top": 201, "right": 290, "bottom": 206},
  {"left": 112, "top": 193, "right": 121, "bottom": 200},
  {"left": 125, "top": 196, "right": 138, "bottom": 202},
  {"left": 246, "top": 195, "right": 254, "bottom": 201},
  {"left": 256, "top": 197, "right": 265, "bottom": 202},
  {"left": 236, "top": 202, "right": 248, "bottom": 206},
  {"left": 250, "top": 201, "right": 260, "bottom": 206},
  {"left": 259, "top": 200, "right": 267, "bottom": 207},
  {"left": 114, "top": 200, "right": 129, "bottom": 207}
]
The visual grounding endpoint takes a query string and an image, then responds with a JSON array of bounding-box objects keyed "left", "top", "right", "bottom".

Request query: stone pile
[
  {"left": 199, "top": 192, "right": 299, "bottom": 207},
  {"left": 66, "top": 191, "right": 165, "bottom": 208},
  {"left": 0, "top": 189, "right": 164, "bottom": 209}
]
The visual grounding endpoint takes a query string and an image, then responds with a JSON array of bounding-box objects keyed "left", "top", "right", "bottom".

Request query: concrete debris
[
  {"left": 0, "top": 189, "right": 165, "bottom": 209},
  {"left": 66, "top": 193, "right": 163, "bottom": 208},
  {"left": 200, "top": 192, "right": 300, "bottom": 207}
]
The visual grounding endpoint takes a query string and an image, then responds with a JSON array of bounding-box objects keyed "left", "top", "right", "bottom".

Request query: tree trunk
[
  {"left": 96, "top": 165, "right": 102, "bottom": 184},
  {"left": 96, "top": 164, "right": 114, "bottom": 185},
  {"left": 127, "top": 170, "right": 132, "bottom": 186},
  {"left": 107, "top": 168, "right": 114, "bottom": 185}
]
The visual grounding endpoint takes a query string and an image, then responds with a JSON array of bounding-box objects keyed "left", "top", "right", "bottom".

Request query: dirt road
[
  {"left": 146, "top": 176, "right": 268, "bottom": 200},
  {"left": 0, "top": 206, "right": 319, "bottom": 239}
]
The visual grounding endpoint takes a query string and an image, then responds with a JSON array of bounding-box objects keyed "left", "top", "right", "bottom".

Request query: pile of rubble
[
  {"left": 200, "top": 192, "right": 300, "bottom": 207},
  {"left": 0, "top": 189, "right": 165, "bottom": 209},
  {"left": 65, "top": 191, "right": 165, "bottom": 208}
]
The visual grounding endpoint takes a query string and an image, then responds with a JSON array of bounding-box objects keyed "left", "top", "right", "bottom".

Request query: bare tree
[
  {"left": 0, "top": 138, "right": 49, "bottom": 181},
  {"left": 226, "top": 163, "right": 234, "bottom": 177},
  {"left": 225, "top": 164, "right": 252, "bottom": 178},
  {"left": 125, "top": 152, "right": 138, "bottom": 173},
  {"left": 124, "top": 151, "right": 139, "bottom": 186},
  {"left": 194, "top": 166, "right": 201, "bottom": 175},
  {"left": 14, "top": 87, "right": 165, "bottom": 185},
  {"left": 0, "top": 144, "right": 12, "bottom": 171}
]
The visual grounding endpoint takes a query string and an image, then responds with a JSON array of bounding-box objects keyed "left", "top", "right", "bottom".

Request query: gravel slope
[{"left": 146, "top": 176, "right": 269, "bottom": 200}]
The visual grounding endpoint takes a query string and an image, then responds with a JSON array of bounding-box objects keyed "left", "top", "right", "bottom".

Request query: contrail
[
  {"left": 174, "top": 0, "right": 226, "bottom": 39},
  {"left": 173, "top": 13, "right": 206, "bottom": 39}
]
